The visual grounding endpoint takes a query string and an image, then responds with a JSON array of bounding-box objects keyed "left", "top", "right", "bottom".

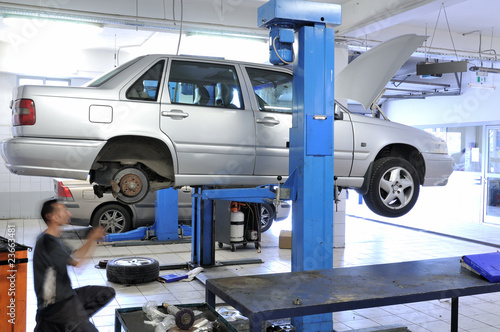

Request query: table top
[{"left": 206, "top": 257, "right": 500, "bottom": 320}]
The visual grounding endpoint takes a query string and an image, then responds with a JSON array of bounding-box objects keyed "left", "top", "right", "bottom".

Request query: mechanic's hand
[{"left": 88, "top": 226, "right": 106, "bottom": 241}]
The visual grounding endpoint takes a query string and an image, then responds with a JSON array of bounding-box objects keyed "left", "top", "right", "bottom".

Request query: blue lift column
[
  {"left": 104, "top": 188, "right": 179, "bottom": 242},
  {"left": 154, "top": 188, "right": 179, "bottom": 240},
  {"left": 258, "top": 1, "right": 341, "bottom": 331},
  {"left": 191, "top": 187, "right": 215, "bottom": 266}
]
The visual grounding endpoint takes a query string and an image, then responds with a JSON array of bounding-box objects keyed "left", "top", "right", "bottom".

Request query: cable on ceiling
[
  {"left": 427, "top": 3, "right": 459, "bottom": 62},
  {"left": 173, "top": 0, "right": 184, "bottom": 55}
]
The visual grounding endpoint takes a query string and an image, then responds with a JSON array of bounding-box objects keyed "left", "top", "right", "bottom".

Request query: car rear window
[{"left": 126, "top": 61, "right": 165, "bottom": 101}]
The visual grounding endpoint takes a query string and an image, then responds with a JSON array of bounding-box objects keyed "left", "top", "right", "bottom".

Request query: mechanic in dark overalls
[{"left": 33, "top": 199, "right": 115, "bottom": 332}]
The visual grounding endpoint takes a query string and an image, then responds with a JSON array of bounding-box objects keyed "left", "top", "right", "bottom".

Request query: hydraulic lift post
[
  {"left": 104, "top": 187, "right": 181, "bottom": 243},
  {"left": 258, "top": 1, "right": 341, "bottom": 331},
  {"left": 191, "top": 187, "right": 215, "bottom": 266}
]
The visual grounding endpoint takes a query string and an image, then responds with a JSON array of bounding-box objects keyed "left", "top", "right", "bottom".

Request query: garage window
[
  {"left": 168, "top": 60, "right": 243, "bottom": 109},
  {"left": 18, "top": 77, "right": 70, "bottom": 86},
  {"left": 126, "top": 60, "right": 165, "bottom": 101},
  {"left": 246, "top": 67, "right": 292, "bottom": 113},
  {"left": 426, "top": 126, "right": 483, "bottom": 172}
]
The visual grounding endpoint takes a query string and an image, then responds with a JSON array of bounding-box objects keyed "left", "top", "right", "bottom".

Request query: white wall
[
  {"left": 0, "top": 73, "right": 54, "bottom": 219},
  {"left": 0, "top": 42, "right": 109, "bottom": 219}
]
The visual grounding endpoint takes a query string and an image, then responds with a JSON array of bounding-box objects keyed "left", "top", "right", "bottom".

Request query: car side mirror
[{"left": 334, "top": 99, "right": 346, "bottom": 120}]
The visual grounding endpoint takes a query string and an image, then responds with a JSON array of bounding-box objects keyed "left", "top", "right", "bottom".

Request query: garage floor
[{"left": 6, "top": 212, "right": 500, "bottom": 332}]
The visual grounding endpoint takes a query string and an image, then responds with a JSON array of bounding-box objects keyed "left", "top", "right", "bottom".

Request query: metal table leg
[
  {"left": 115, "top": 311, "right": 122, "bottom": 332},
  {"left": 451, "top": 297, "right": 459, "bottom": 332},
  {"left": 249, "top": 313, "right": 263, "bottom": 332},
  {"left": 206, "top": 289, "right": 215, "bottom": 309}
]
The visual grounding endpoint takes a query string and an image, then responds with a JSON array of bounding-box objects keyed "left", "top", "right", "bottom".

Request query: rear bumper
[
  {"left": 1, "top": 137, "right": 106, "bottom": 180},
  {"left": 275, "top": 202, "right": 291, "bottom": 221},
  {"left": 422, "top": 152, "right": 454, "bottom": 186}
]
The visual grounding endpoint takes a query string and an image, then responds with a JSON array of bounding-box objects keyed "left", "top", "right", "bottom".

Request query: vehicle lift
[
  {"left": 103, "top": 188, "right": 190, "bottom": 244},
  {"left": 194, "top": 1, "right": 341, "bottom": 331},
  {"left": 104, "top": 1, "right": 341, "bottom": 331}
]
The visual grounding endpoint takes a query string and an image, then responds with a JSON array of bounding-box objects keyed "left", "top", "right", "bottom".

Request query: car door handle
[
  {"left": 162, "top": 110, "right": 189, "bottom": 119},
  {"left": 256, "top": 117, "right": 280, "bottom": 126}
]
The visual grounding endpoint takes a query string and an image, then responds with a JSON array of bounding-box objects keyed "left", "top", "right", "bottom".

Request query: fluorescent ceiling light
[
  {"left": 2, "top": 15, "right": 102, "bottom": 32},
  {"left": 468, "top": 82, "right": 495, "bottom": 89}
]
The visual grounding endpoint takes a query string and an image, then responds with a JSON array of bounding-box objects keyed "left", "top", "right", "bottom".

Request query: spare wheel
[{"left": 106, "top": 257, "right": 159, "bottom": 284}]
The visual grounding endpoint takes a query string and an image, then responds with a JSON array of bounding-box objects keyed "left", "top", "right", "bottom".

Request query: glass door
[{"left": 484, "top": 126, "right": 500, "bottom": 225}]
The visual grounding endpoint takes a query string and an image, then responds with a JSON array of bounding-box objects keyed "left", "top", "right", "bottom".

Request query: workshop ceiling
[
  {"left": 1, "top": 0, "right": 500, "bottom": 100},
  {"left": 1, "top": 0, "right": 500, "bottom": 54}
]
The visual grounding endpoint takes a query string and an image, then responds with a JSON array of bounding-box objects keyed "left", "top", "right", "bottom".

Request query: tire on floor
[{"left": 106, "top": 257, "right": 160, "bottom": 284}]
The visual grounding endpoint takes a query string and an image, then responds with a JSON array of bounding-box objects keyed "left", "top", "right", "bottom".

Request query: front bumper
[
  {"left": 1, "top": 137, "right": 106, "bottom": 180},
  {"left": 422, "top": 152, "right": 454, "bottom": 186}
]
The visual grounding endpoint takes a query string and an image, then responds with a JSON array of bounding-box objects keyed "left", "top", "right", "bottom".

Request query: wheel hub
[
  {"left": 391, "top": 181, "right": 403, "bottom": 194},
  {"left": 116, "top": 258, "right": 151, "bottom": 266},
  {"left": 119, "top": 173, "right": 143, "bottom": 197},
  {"left": 112, "top": 167, "right": 149, "bottom": 204},
  {"left": 379, "top": 166, "right": 414, "bottom": 209},
  {"left": 107, "top": 218, "right": 120, "bottom": 230}
]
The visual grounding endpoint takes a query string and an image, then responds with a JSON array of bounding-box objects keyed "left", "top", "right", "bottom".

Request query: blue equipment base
[{"left": 103, "top": 188, "right": 181, "bottom": 243}]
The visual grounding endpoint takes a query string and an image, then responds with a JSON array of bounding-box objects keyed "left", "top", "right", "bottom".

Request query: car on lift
[
  {"left": 2, "top": 34, "right": 453, "bottom": 218},
  {"left": 54, "top": 179, "right": 289, "bottom": 233}
]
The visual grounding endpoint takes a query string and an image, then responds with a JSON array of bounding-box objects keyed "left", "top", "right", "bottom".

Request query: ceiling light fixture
[
  {"left": 468, "top": 82, "right": 495, "bottom": 90},
  {"left": 0, "top": 5, "right": 267, "bottom": 40}
]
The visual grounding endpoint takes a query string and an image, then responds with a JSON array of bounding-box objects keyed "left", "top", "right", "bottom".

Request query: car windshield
[{"left": 85, "top": 56, "right": 145, "bottom": 87}]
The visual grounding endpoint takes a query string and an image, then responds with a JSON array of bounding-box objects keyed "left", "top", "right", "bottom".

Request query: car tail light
[
  {"left": 56, "top": 181, "right": 74, "bottom": 202},
  {"left": 12, "top": 99, "right": 36, "bottom": 126}
]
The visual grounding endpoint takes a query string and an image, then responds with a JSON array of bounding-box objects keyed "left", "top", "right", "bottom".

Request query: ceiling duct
[{"left": 469, "top": 66, "right": 500, "bottom": 74}]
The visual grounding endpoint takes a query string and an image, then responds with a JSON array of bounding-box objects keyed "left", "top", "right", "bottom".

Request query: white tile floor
[{"left": 4, "top": 210, "right": 500, "bottom": 332}]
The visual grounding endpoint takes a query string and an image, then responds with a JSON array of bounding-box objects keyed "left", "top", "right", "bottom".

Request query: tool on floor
[{"left": 162, "top": 303, "right": 195, "bottom": 330}]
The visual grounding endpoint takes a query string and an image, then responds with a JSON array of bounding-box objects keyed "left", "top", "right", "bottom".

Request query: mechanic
[{"left": 33, "top": 199, "right": 116, "bottom": 332}]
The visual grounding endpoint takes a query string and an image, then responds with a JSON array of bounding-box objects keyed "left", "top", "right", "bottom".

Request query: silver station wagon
[{"left": 2, "top": 34, "right": 453, "bottom": 218}]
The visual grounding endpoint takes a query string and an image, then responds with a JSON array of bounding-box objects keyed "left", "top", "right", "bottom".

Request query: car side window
[
  {"left": 246, "top": 67, "right": 292, "bottom": 113},
  {"left": 168, "top": 60, "right": 243, "bottom": 109},
  {"left": 126, "top": 60, "right": 165, "bottom": 101}
]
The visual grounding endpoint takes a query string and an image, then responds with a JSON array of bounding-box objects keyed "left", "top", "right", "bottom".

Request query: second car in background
[{"left": 55, "top": 179, "right": 289, "bottom": 233}]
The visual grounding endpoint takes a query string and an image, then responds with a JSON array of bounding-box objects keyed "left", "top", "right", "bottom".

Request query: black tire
[
  {"left": 259, "top": 203, "right": 275, "bottom": 233},
  {"left": 106, "top": 257, "right": 159, "bottom": 284},
  {"left": 91, "top": 204, "right": 132, "bottom": 234},
  {"left": 363, "top": 157, "right": 420, "bottom": 218}
]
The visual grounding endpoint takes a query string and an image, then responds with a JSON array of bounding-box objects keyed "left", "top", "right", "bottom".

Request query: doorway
[{"left": 484, "top": 126, "right": 500, "bottom": 225}]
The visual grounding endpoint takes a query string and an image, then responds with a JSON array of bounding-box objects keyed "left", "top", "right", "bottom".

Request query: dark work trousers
[{"left": 34, "top": 285, "right": 116, "bottom": 332}]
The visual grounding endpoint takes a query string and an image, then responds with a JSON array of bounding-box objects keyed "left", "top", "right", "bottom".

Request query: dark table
[{"left": 205, "top": 257, "right": 500, "bottom": 332}]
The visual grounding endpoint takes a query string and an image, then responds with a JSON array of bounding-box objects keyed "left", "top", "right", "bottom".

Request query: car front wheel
[
  {"left": 91, "top": 204, "right": 132, "bottom": 233},
  {"left": 363, "top": 157, "right": 420, "bottom": 218}
]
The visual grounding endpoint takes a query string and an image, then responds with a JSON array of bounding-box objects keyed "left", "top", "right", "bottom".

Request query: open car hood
[{"left": 335, "top": 34, "right": 427, "bottom": 110}]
